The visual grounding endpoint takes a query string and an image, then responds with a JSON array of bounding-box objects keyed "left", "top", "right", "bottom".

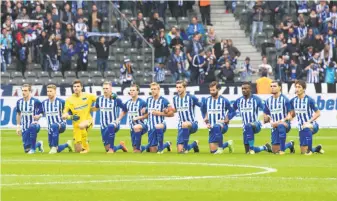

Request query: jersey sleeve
[
  {"left": 200, "top": 97, "right": 207, "bottom": 118},
  {"left": 309, "top": 97, "right": 319, "bottom": 112},
  {"left": 232, "top": 98, "right": 239, "bottom": 111},
  {"left": 36, "top": 100, "right": 44, "bottom": 115},
  {"left": 191, "top": 95, "right": 202, "bottom": 107},
  {"left": 225, "top": 99, "right": 236, "bottom": 120},
  {"left": 162, "top": 97, "right": 171, "bottom": 109},
  {"left": 263, "top": 99, "right": 271, "bottom": 115},
  {"left": 256, "top": 96, "right": 265, "bottom": 111},
  {"left": 34, "top": 99, "right": 42, "bottom": 115},
  {"left": 95, "top": 97, "right": 100, "bottom": 108},
  {"left": 89, "top": 93, "right": 97, "bottom": 104},
  {"left": 116, "top": 98, "right": 127, "bottom": 112},
  {"left": 16, "top": 100, "right": 21, "bottom": 113},
  {"left": 284, "top": 97, "right": 291, "bottom": 112},
  {"left": 63, "top": 98, "right": 71, "bottom": 114},
  {"left": 289, "top": 98, "right": 295, "bottom": 111}
]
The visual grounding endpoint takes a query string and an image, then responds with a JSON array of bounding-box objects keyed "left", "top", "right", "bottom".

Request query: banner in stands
[
  {"left": 1, "top": 94, "right": 336, "bottom": 129},
  {"left": 1, "top": 83, "right": 337, "bottom": 96}
]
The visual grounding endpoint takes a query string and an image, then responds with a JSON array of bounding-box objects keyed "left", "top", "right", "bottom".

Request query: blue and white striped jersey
[
  {"left": 146, "top": 96, "right": 170, "bottom": 130},
  {"left": 173, "top": 93, "right": 201, "bottom": 127},
  {"left": 233, "top": 95, "right": 264, "bottom": 126},
  {"left": 95, "top": 96, "right": 124, "bottom": 129},
  {"left": 264, "top": 94, "right": 291, "bottom": 131},
  {"left": 16, "top": 97, "right": 41, "bottom": 131},
  {"left": 290, "top": 95, "right": 319, "bottom": 131},
  {"left": 202, "top": 95, "right": 234, "bottom": 127},
  {"left": 124, "top": 98, "right": 147, "bottom": 127},
  {"left": 40, "top": 98, "right": 65, "bottom": 127}
]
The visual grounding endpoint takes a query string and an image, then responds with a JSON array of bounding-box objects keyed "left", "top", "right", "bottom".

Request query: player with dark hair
[
  {"left": 263, "top": 81, "right": 295, "bottom": 154},
  {"left": 232, "top": 82, "right": 272, "bottom": 154},
  {"left": 201, "top": 81, "right": 235, "bottom": 154},
  {"left": 288, "top": 80, "right": 324, "bottom": 155}
]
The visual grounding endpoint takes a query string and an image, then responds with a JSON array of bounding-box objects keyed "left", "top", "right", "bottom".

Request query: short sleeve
[
  {"left": 116, "top": 98, "right": 126, "bottom": 112},
  {"left": 16, "top": 100, "right": 21, "bottom": 113},
  {"left": 63, "top": 99, "right": 71, "bottom": 114},
  {"left": 191, "top": 95, "right": 201, "bottom": 107},
  {"left": 90, "top": 93, "right": 97, "bottom": 103},
  {"left": 309, "top": 97, "right": 319, "bottom": 112},
  {"left": 34, "top": 99, "right": 42, "bottom": 115},
  {"left": 289, "top": 98, "right": 295, "bottom": 111},
  {"left": 263, "top": 99, "right": 270, "bottom": 115},
  {"left": 140, "top": 99, "right": 147, "bottom": 109},
  {"left": 284, "top": 97, "right": 291, "bottom": 112},
  {"left": 172, "top": 97, "right": 177, "bottom": 110},
  {"left": 256, "top": 96, "right": 265, "bottom": 111},
  {"left": 162, "top": 97, "right": 170, "bottom": 109},
  {"left": 232, "top": 98, "right": 239, "bottom": 111}
]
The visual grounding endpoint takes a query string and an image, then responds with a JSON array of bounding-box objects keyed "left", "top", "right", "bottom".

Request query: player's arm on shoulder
[
  {"left": 309, "top": 98, "right": 320, "bottom": 122},
  {"left": 91, "top": 97, "right": 100, "bottom": 112},
  {"left": 192, "top": 95, "right": 202, "bottom": 107},
  {"left": 263, "top": 100, "right": 271, "bottom": 123},
  {"left": 62, "top": 99, "right": 71, "bottom": 120},
  {"left": 285, "top": 98, "right": 295, "bottom": 121},
  {"left": 116, "top": 99, "right": 127, "bottom": 123}
]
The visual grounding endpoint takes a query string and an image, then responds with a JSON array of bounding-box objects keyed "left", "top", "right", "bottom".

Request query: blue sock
[
  {"left": 36, "top": 141, "right": 41, "bottom": 151},
  {"left": 312, "top": 147, "right": 317, "bottom": 152},
  {"left": 134, "top": 131, "right": 142, "bottom": 150},
  {"left": 141, "top": 144, "right": 150, "bottom": 152},
  {"left": 113, "top": 145, "right": 122, "bottom": 152},
  {"left": 156, "top": 129, "right": 164, "bottom": 151},
  {"left": 244, "top": 124, "right": 254, "bottom": 149},
  {"left": 278, "top": 125, "right": 287, "bottom": 151},
  {"left": 285, "top": 142, "right": 292, "bottom": 150},
  {"left": 187, "top": 141, "right": 197, "bottom": 151},
  {"left": 57, "top": 143, "right": 68, "bottom": 153},
  {"left": 29, "top": 125, "right": 38, "bottom": 150},
  {"left": 222, "top": 141, "right": 229, "bottom": 149},
  {"left": 51, "top": 123, "right": 59, "bottom": 147},
  {"left": 107, "top": 124, "right": 116, "bottom": 150},
  {"left": 253, "top": 146, "right": 266, "bottom": 153},
  {"left": 303, "top": 128, "right": 313, "bottom": 152},
  {"left": 182, "top": 128, "right": 190, "bottom": 150},
  {"left": 163, "top": 142, "right": 169, "bottom": 150}
]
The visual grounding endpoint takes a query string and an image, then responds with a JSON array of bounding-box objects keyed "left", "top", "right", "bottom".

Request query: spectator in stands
[
  {"left": 324, "top": 61, "right": 337, "bottom": 84},
  {"left": 0, "top": 45, "right": 5, "bottom": 72},
  {"left": 75, "top": 16, "right": 88, "bottom": 40},
  {"left": 51, "top": 7, "right": 59, "bottom": 22},
  {"left": 16, "top": 37, "right": 29, "bottom": 76},
  {"left": 17, "top": 7, "right": 30, "bottom": 20},
  {"left": 44, "top": 12, "right": 55, "bottom": 33},
  {"left": 311, "top": 33, "right": 325, "bottom": 53},
  {"left": 120, "top": 58, "right": 133, "bottom": 85},
  {"left": 330, "top": 6, "right": 337, "bottom": 31},
  {"left": 88, "top": 35, "right": 119, "bottom": 73},
  {"left": 186, "top": 17, "right": 205, "bottom": 39},
  {"left": 227, "top": 39, "right": 240, "bottom": 65},
  {"left": 170, "top": 29, "right": 184, "bottom": 51},
  {"left": 36, "top": 31, "right": 48, "bottom": 68},
  {"left": 286, "top": 27, "right": 297, "bottom": 44},
  {"left": 256, "top": 70, "right": 272, "bottom": 94},
  {"left": 170, "top": 0, "right": 186, "bottom": 19},
  {"left": 31, "top": 5, "right": 45, "bottom": 20},
  {"left": 156, "top": 1, "right": 168, "bottom": 23},
  {"left": 251, "top": 0, "right": 265, "bottom": 46},
  {"left": 46, "top": 0, "right": 58, "bottom": 14},
  {"left": 238, "top": 57, "right": 256, "bottom": 81},
  {"left": 308, "top": 10, "right": 320, "bottom": 35},
  {"left": 154, "top": 62, "right": 166, "bottom": 83},
  {"left": 302, "top": 28, "right": 314, "bottom": 49},
  {"left": 42, "top": 34, "right": 58, "bottom": 71},
  {"left": 275, "top": 32, "right": 287, "bottom": 51},
  {"left": 224, "top": 1, "right": 235, "bottom": 14},
  {"left": 64, "top": 23, "right": 76, "bottom": 41},
  {"left": 289, "top": 58, "right": 302, "bottom": 81},
  {"left": 297, "top": 20, "right": 308, "bottom": 44},
  {"left": 325, "top": 28, "right": 336, "bottom": 60},
  {"left": 266, "top": 1, "right": 284, "bottom": 26},
  {"left": 320, "top": 44, "right": 333, "bottom": 66},
  {"left": 60, "top": 3, "right": 73, "bottom": 29},
  {"left": 54, "top": 22, "right": 63, "bottom": 39},
  {"left": 206, "top": 27, "right": 219, "bottom": 51},
  {"left": 88, "top": 4, "right": 102, "bottom": 33},
  {"left": 275, "top": 56, "right": 288, "bottom": 81},
  {"left": 70, "top": 34, "right": 89, "bottom": 72},
  {"left": 136, "top": 12, "right": 147, "bottom": 34},
  {"left": 221, "top": 61, "right": 235, "bottom": 83},
  {"left": 166, "top": 26, "right": 178, "bottom": 47},
  {"left": 75, "top": 8, "right": 87, "bottom": 22},
  {"left": 303, "top": 46, "right": 314, "bottom": 67},
  {"left": 297, "top": 0, "right": 309, "bottom": 14},
  {"left": 212, "top": 39, "right": 227, "bottom": 59},
  {"left": 60, "top": 37, "right": 73, "bottom": 75},
  {"left": 1, "top": 29, "right": 13, "bottom": 67},
  {"left": 199, "top": 0, "right": 212, "bottom": 26},
  {"left": 3, "top": 18, "right": 14, "bottom": 34},
  {"left": 149, "top": 12, "right": 165, "bottom": 34},
  {"left": 258, "top": 56, "right": 273, "bottom": 77},
  {"left": 153, "top": 30, "right": 170, "bottom": 64},
  {"left": 186, "top": 33, "right": 203, "bottom": 60},
  {"left": 305, "top": 52, "right": 322, "bottom": 83},
  {"left": 204, "top": 50, "right": 216, "bottom": 83},
  {"left": 283, "top": 37, "right": 301, "bottom": 59},
  {"left": 168, "top": 46, "right": 190, "bottom": 82},
  {"left": 191, "top": 49, "right": 206, "bottom": 84}
]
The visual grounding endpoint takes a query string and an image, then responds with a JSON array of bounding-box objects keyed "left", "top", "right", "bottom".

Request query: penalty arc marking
[{"left": 1, "top": 159, "right": 278, "bottom": 186}]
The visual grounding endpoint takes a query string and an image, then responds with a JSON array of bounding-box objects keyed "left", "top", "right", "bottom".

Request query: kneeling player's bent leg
[
  {"left": 155, "top": 124, "right": 169, "bottom": 153},
  {"left": 29, "top": 124, "right": 40, "bottom": 151},
  {"left": 271, "top": 130, "right": 280, "bottom": 153},
  {"left": 244, "top": 123, "right": 267, "bottom": 154},
  {"left": 50, "top": 123, "right": 60, "bottom": 148},
  {"left": 22, "top": 130, "right": 31, "bottom": 153},
  {"left": 73, "top": 127, "right": 83, "bottom": 153},
  {"left": 299, "top": 128, "right": 312, "bottom": 154},
  {"left": 177, "top": 122, "right": 192, "bottom": 152},
  {"left": 277, "top": 124, "right": 287, "bottom": 152},
  {"left": 209, "top": 124, "right": 222, "bottom": 153},
  {"left": 132, "top": 124, "right": 144, "bottom": 152},
  {"left": 148, "top": 129, "right": 158, "bottom": 152}
]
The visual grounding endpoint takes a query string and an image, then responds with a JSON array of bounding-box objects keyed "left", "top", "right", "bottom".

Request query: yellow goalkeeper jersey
[{"left": 63, "top": 92, "right": 97, "bottom": 124}]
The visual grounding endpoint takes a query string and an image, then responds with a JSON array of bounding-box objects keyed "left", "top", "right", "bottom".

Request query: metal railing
[{"left": 109, "top": 1, "right": 155, "bottom": 84}]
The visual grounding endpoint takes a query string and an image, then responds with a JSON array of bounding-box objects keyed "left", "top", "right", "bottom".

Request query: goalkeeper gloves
[{"left": 70, "top": 115, "right": 80, "bottom": 121}]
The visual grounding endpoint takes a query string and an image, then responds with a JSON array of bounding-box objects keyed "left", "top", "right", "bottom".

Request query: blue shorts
[
  {"left": 299, "top": 122, "right": 319, "bottom": 146},
  {"left": 271, "top": 121, "right": 291, "bottom": 145},
  {"left": 130, "top": 123, "right": 148, "bottom": 146},
  {"left": 243, "top": 121, "right": 261, "bottom": 144},
  {"left": 22, "top": 124, "right": 41, "bottom": 152},
  {"left": 208, "top": 123, "right": 228, "bottom": 143},
  {"left": 148, "top": 124, "right": 167, "bottom": 147},
  {"left": 312, "top": 122, "right": 319, "bottom": 135},
  {"left": 177, "top": 121, "right": 198, "bottom": 145},
  {"left": 100, "top": 124, "right": 120, "bottom": 145}
]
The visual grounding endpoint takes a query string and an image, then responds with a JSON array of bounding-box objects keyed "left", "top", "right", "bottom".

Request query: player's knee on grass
[
  {"left": 272, "top": 145, "right": 280, "bottom": 153},
  {"left": 75, "top": 142, "right": 82, "bottom": 152}
]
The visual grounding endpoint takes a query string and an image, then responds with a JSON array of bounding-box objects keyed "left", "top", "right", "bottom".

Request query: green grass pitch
[{"left": 1, "top": 128, "right": 337, "bottom": 201}]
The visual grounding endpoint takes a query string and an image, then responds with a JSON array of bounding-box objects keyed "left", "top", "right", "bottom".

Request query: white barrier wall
[{"left": 1, "top": 94, "right": 337, "bottom": 129}]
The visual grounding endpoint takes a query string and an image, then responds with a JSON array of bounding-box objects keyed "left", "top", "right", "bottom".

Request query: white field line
[{"left": 1, "top": 159, "right": 277, "bottom": 186}]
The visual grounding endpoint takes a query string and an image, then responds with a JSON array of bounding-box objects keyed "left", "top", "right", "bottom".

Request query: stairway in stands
[{"left": 210, "top": 1, "right": 262, "bottom": 81}]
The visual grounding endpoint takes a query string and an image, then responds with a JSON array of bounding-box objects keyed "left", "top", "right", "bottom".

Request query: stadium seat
[
  {"left": 91, "top": 71, "right": 103, "bottom": 78},
  {"left": 129, "top": 48, "right": 138, "bottom": 56},
  {"left": 24, "top": 71, "right": 36, "bottom": 79},
  {"left": 111, "top": 62, "right": 120, "bottom": 70},
  {"left": 11, "top": 71, "right": 24, "bottom": 79},
  {"left": 120, "top": 40, "right": 131, "bottom": 48},
  {"left": 105, "top": 71, "right": 116, "bottom": 78},
  {"left": 77, "top": 71, "right": 90, "bottom": 79},
  {"left": 108, "top": 56, "right": 116, "bottom": 62},
  {"left": 1, "top": 72, "right": 10, "bottom": 84},
  {"left": 37, "top": 71, "right": 50, "bottom": 79},
  {"left": 92, "top": 77, "right": 105, "bottom": 85},
  {"left": 51, "top": 71, "right": 64, "bottom": 78},
  {"left": 12, "top": 77, "right": 25, "bottom": 85},
  {"left": 64, "top": 71, "right": 77, "bottom": 79},
  {"left": 112, "top": 48, "right": 124, "bottom": 55}
]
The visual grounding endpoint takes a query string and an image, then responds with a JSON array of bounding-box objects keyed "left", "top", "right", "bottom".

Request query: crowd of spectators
[{"left": 249, "top": 0, "right": 337, "bottom": 84}]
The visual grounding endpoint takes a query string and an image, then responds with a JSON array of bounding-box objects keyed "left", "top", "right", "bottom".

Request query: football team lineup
[{"left": 15, "top": 79, "right": 326, "bottom": 155}]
